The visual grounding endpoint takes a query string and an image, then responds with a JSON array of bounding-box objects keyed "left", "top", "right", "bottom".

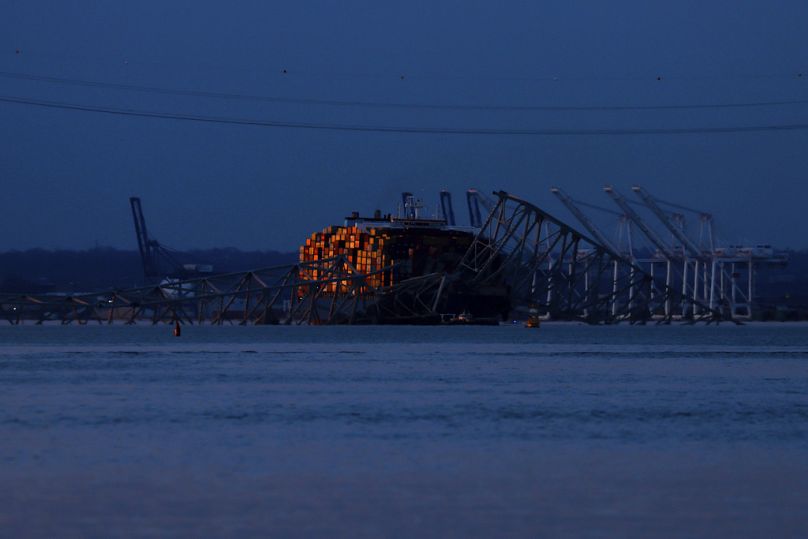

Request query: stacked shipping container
[
  {"left": 299, "top": 226, "right": 391, "bottom": 293},
  {"left": 298, "top": 224, "right": 475, "bottom": 295}
]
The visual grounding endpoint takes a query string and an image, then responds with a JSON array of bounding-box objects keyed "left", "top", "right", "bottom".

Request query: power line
[
  {"left": 3, "top": 94, "right": 808, "bottom": 135},
  {"left": 2, "top": 70, "right": 808, "bottom": 112}
]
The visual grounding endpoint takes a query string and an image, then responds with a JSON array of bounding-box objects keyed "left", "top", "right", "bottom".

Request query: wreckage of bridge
[{"left": 0, "top": 191, "right": 725, "bottom": 326}]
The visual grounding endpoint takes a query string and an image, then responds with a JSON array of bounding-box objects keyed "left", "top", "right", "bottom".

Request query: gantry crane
[
  {"left": 603, "top": 185, "right": 684, "bottom": 318},
  {"left": 603, "top": 186, "right": 677, "bottom": 259},
  {"left": 551, "top": 187, "right": 621, "bottom": 257},
  {"left": 630, "top": 186, "right": 760, "bottom": 318},
  {"left": 631, "top": 186, "right": 706, "bottom": 258},
  {"left": 552, "top": 187, "right": 639, "bottom": 316},
  {"left": 130, "top": 197, "right": 170, "bottom": 279},
  {"left": 129, "top": 197, "right": 212, "bottom": 282},
  {"left": 630, "top": 185, "right": 715, "bottom": 316}
]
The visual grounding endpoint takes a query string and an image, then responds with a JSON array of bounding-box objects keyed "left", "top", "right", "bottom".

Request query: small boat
[
  {"left": 524, "top": 305, "right": 540, "bottom": 328},
  {"left": 524, "top": 316, "right": 540, "bottom": 328}
]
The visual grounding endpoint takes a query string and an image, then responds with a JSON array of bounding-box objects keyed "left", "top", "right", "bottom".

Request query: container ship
[{"left": 298, "top": 194, "right": 510, "bottom": 324}]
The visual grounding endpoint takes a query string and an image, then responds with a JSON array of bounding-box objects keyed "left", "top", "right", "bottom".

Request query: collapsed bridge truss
[
  {"left": 0, "top": 191, "right": 723, "bottom": 325},
  {"left": 457, "top": 192, "right": 719, "bottom": 323}
]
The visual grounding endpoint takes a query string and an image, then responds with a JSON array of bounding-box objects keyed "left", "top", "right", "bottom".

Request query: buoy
[{"left": 173, "top": 320, "right": 181, "bottom": 337}]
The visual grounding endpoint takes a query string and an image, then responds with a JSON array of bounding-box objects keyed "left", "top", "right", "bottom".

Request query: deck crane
[
  {"left": 466, "top": 189, "right": 495, "bottom": 227},
  {"left": 439, "top": 190, "right": 456, "bottom": 226},
  {"left": 465, "top": 189, "right": 482, "bottom": 227}
]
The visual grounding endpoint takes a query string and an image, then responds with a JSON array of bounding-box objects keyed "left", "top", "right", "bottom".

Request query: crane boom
[
  {"left": 603, "top": 185, "right": 676, "bottom": 258},
  {"left": 631, "top": 186, "right": 705, "bottom": 259},
  {"left": 466, "top": 189, "right": 484, "bottom": 227},
  {"left": 439, "top": 190, "right": 456, "bottom": 226},
  {"left": 129, "top": 197, "right": 189, "bottom": 280},
  {"left": 550, "top": 187, "right": 621, "bottom": 256},
  {"left": 129, "top": 197, "right": 156, "bottom": 278}
]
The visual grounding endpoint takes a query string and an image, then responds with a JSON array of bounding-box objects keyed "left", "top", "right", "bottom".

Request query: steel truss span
[
  {"left": 458, "top": 192, "right": 720, "bottom": 324},
  {"left": 0, "top": 257, "right": 386, "bottom": 326},
  {"left": 1, "top": 192, "right": 725, "bottom": 326}
]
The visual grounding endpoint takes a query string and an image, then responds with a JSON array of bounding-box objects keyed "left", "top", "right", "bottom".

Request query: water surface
[{"left": 2, "top": 324, "right": 807, "bottom": 537}]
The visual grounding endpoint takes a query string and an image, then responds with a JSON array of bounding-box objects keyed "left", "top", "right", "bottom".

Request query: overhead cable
[
  {"left": 2, "top": 70, "right": 808, "bottom": 112},
  {"left": 3, "top": 95, "right": 808, "bottom": 135}
]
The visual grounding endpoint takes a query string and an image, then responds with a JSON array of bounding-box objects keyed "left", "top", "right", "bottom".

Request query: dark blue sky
[{"left": 2, "top": 1, "right": 807, "bottom": 251}]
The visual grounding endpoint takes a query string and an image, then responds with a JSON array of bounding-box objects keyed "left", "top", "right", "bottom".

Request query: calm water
[{"left": 1, "top": 324, "right": 808, "bottom": 537}]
